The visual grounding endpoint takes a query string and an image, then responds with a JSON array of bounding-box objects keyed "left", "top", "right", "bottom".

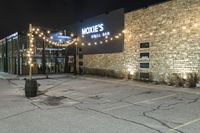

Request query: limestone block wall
[{"left": 83, "top": 0, "right": 200, "bottom": 82}]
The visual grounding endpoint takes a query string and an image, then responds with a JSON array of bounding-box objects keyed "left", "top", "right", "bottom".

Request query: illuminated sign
[
  {"left": 82, "top": 24, "right": 104, "bottom": 35},
  {"left": 81, "top": 23, "right": 110, "bottom": 39}
]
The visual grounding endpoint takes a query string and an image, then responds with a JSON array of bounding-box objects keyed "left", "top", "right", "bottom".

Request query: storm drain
[{"left": 42, "top": 96, "right": 66, "bottom": 106}]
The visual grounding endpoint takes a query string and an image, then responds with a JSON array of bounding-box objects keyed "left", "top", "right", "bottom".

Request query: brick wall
[{"left": 83, "top": 0, "right": 200, "bottom": 83}]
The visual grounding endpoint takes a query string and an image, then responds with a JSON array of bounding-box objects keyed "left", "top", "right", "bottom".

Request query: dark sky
[{"left": 0, "top": 0, "right": 168, "bottom": 38}]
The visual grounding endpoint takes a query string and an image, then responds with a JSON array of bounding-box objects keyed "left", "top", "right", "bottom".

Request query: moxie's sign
[
  {"left": 81, "top": 23, "right": 110, "bottom": 39},
  {"left": 82, "top": 24, "right": 104, "bottom": 35}
]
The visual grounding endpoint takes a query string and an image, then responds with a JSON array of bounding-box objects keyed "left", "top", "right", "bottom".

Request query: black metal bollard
[{"left": 25, "top": 79, "right": 38, "bottom": 98}]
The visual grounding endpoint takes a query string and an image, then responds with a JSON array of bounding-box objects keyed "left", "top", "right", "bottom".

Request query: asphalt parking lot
[{"left": 0, "top": 75, "right": 200, "bottom": 133}]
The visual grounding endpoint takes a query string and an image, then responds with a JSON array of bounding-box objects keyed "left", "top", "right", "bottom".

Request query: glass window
[
  {"left": 140, "top": 72, "right": 149, "bottom": 80},
  {"left": 140, "top": 53, "right": 149, "bottom": 59},
  {"left": 140, "top": 63, "right": 149, "bottom": 68},
  {"left": 140, "top": 42, "right": 150, "bottom": 48}
]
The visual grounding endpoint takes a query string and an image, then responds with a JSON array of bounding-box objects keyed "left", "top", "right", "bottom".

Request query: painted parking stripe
[
  {"left": 170, "top": 118, "right": 200, "bottom": 132},
  {"left": 134, "top": 94, "right": 176, "bottom": 104},
  {"left": 103, "top": 94, "right": 176, "bottom": 111}
]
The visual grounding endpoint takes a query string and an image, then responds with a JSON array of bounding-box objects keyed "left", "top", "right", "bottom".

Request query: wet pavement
[{"left": 0, "top": 75, "right": 200, "bottom": 133}]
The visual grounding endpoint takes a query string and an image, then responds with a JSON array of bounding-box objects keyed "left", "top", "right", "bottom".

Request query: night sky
[{"left": 0, "top": 0, "right": 168, "bottom": 38}]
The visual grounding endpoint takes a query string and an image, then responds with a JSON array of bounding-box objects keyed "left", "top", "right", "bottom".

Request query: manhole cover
[{"left": 42, "top": 96, "right": 66, "bottom": 106}]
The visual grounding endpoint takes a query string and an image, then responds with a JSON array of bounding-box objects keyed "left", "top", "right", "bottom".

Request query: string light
[{"left": 29, "top": 23, "right": 197, "bottom": 48}]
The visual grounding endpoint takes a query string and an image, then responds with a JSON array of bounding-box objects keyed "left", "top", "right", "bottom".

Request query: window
[
  {"left": 140, "top": 42, "right": 150, "bottom": 48},
  {"left": 140, "top": 53, "right": 149, "bottom": 59},
  {"left": 140, "top": 63, "right": 149, "bottom": 68},
  {"left": 140, "top": 72, "right": 149, "bottom": 80}
]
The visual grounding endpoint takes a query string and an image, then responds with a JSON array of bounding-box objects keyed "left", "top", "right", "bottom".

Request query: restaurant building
[
  {"left": 68, "top": 0, "right": 200, "bottom": 85},
  {"left": 0, "top": 0, "right": 199, "bottom": 86},
  {"left": 0, "top": 32, "right": 67, "bottom": 75}
]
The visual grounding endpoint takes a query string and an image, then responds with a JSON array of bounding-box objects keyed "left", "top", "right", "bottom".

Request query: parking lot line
[
  {"left": 103, "top": 94, "right": 176, "bottom": 111},
  {"left": 170, "top": 118, "right": 200, "bottom": 132},
  {"left": 134, "top": 94, "right": 176, "bottom": 104}
]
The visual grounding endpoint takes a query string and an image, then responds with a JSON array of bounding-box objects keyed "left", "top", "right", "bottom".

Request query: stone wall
[{"left": 83, "top": 0, "right": 200, "bottom": 83}]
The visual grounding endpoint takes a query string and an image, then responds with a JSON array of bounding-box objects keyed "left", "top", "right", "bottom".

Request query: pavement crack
[
  {"left": 142, "top": 106, "right": 184, "bottom": 133},
  {"left": 187, "top": 96, "right": 200, "bottom": 104},
  {"left": 87, "top": 108, "right": 164, "bottom": 133},
  {"left": 0, "top": 109, "right": 36, "bottom": 121}
]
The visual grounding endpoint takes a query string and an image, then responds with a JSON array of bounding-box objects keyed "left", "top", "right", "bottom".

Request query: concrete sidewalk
[
  {"left": 0, "top": 72, "right": 19, "bottom": 80},
  {"left": 1, "top": 72, "right": 200, "bottom": 95}
]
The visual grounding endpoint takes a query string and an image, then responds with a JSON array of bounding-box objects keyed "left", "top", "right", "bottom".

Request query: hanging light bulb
[
  {"left": 100, "top": 41, "right": 103, "bottom": 44},
  {"left": 110, "top": 37, "right": 113, "bottom": 41},
  {"left": 36, "top": 28, "right": 40, "bottom": 31},
  {"left": 50, "top": 36, "right": 53, "bottom": 39},
  {"left": 122, "top": 30, "right": 126, "bottom": 34},
  {"left": 71, "top": 33, "right": 74, "bottom": 37},
  {"left": 88, "top": 43, "right": 91, "bottom": 46},
  {"left": 115, "top": 36, "right": 119, "bottom": 39},
  {"left": 47, "top": 30, "right": 51, "bottom": 34},
  {"left": 81, "top": 43, "right": 85, "bottom": 46},
  {"left": 105, "top": 40, "right": 108, "bottom": 43},
  {"left": 94, "top": 42, "right": 97, "bottom": 45}
]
